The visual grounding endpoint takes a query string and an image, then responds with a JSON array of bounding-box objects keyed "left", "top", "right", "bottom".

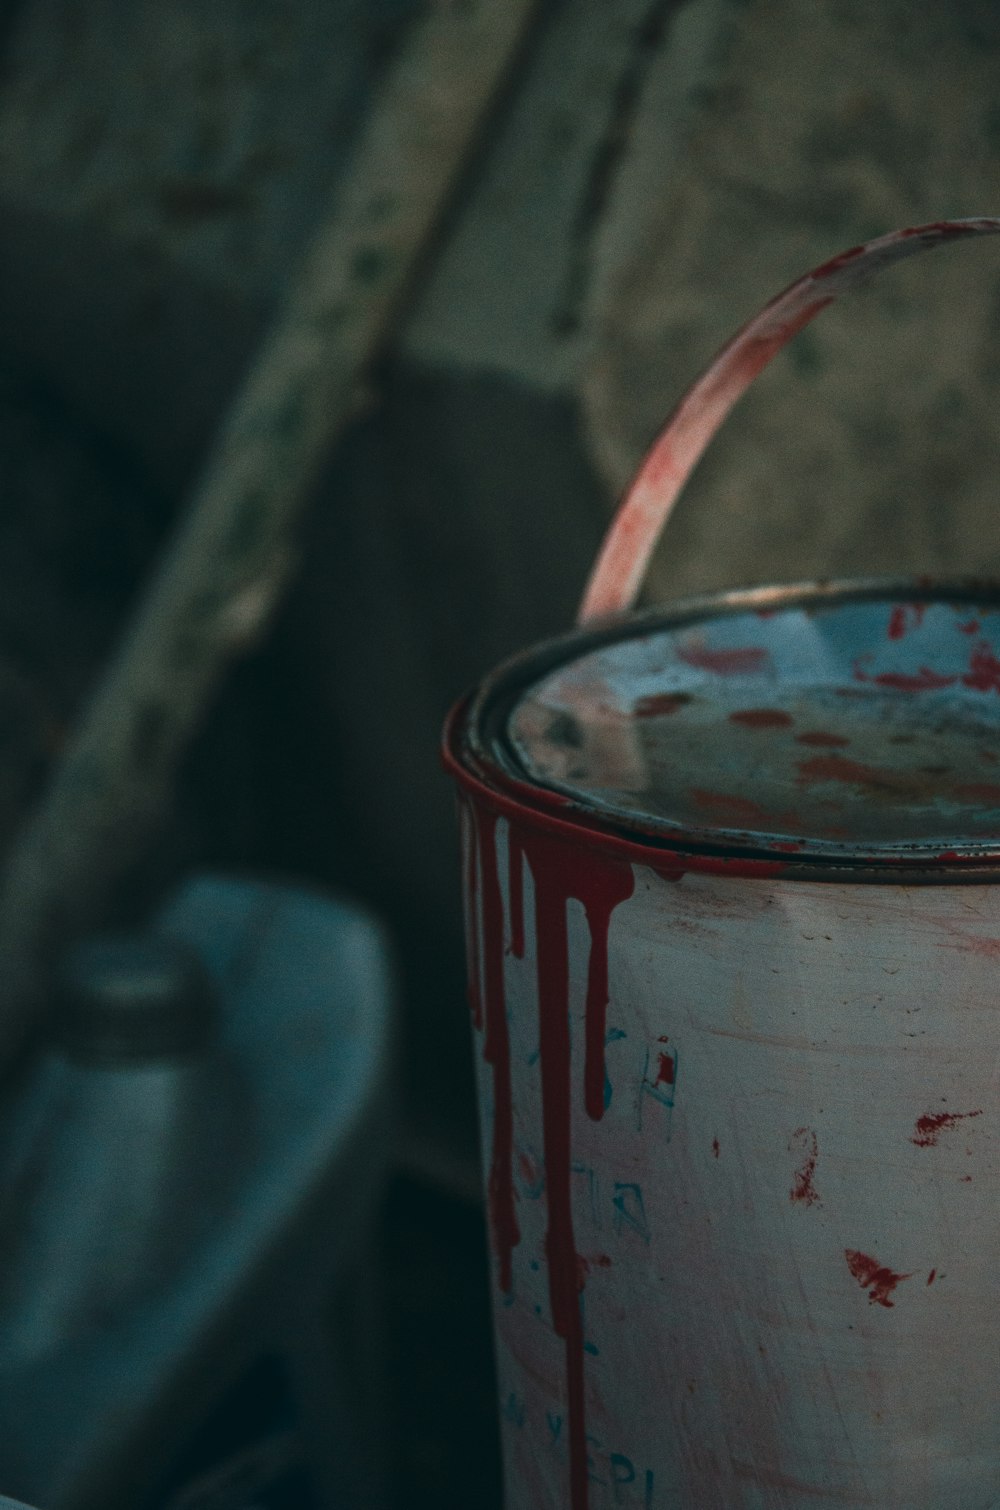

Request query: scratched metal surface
[{"left": 503, "top": 584, "right": 1000, "bottom": 862}]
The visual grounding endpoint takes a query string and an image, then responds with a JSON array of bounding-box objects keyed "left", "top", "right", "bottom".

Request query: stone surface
[{"left": 583, "top": 0, "right": 1000, "bottom": 606}]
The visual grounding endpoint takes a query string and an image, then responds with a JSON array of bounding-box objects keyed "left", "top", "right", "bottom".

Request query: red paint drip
[
  {"left": 911, "top": 1109, "right": 982, "bottom": 1147},
  {"left": 844, "top": 1249, "right": 913, "bottom": 1308},
  {"left": 812, "top": 242, "right": 866, "bottom": 277},
  {"left": 927, "top": 1269, "right": 937, "bottom": 1285},
  {"left": 728, "top": 708, "right": 793, "bottom": 728},
  {"left": 795, "top": 730, "right": 850, "bottom": 748},
  {"left": 583, "top": 865, "right": 636, "bottom": 1123},
  {"left": 677, "top": 643, "right": 769, "bottom": 675},
  {"left": 634, "top": 691, "right": 692, "bottom": 717},
  {"left": 518, "top": 828, "right": 634, "bottom": 1510},
  {"left": 963, "top": 642, "right": 1000, "bottom": 693},
  {"left": 477, "top": 813, "right": 520, "bottom": 1292},
  {"left": 789, "top": 1126, "right": 820, "bottom": 1206},
  {"left": 464, "top": 806, "right": 483, "bottom": 1031},
  {"left": 508, "top": 827, "right": 526, "bottom": 959}
]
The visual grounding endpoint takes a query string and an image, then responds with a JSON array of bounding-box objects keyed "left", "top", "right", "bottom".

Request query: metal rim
[{"left": 447, "top": 578, "right": 1000, "bottom": 884}]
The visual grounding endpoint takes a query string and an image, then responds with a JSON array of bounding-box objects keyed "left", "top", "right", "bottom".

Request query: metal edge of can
[{"left": 442, "top": 577, "right": 1000, "bottom": 885}]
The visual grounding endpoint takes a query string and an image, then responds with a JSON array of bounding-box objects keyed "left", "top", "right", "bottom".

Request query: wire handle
[{"left": 578, "top": 218, "right": 1000, "bottom": 625}]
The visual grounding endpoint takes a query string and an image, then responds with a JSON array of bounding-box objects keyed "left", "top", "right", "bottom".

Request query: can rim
[{"left": 444, "top": 577, "right": 1000, "bottom": 884}]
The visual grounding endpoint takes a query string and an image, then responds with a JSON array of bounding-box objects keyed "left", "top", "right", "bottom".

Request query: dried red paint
[
  {"left": 633, "top": 691, "right": 691, "bottom": 717},
  {"left": 508, "top": 827, "right": 526, "bottom": 959},
  {"left": 724, "top": 297, "right": 834, "bottom": 389},
  {"left": 772, "top": 841, "right": 803, "bottom": 853},
  {"left": 711, "top": 1137, "right": 720, "bottom": 1159},
  {"left": 656, "top": 1050, "right": 676, "bottom": 1086},
  {"left": 690, "top": 788, "right": 786, "bottom": 828},
  {"left": 583, "top": 863, "right": 635, "bottom": 1123},
  {"left": 795, "top": 731, "right": 850, "bottom": 748},
  {"left": 927, "top": 1269, "right": 937, "bottom": 1285},
  {"left": 811, "top": 242, "right": 866, "bottom": 278},
  {"left": 516, "top": 826, "right": 634, "bottom": 1510},
  {"left": 728, "top": 708, "right": 793, "bottom": 728},
  {"left": 911, "top": 1109, "right": 981, "bottom": 1147},
  {"left": 855, "top": 663, "right": 957, "bottom": 692},
  {"left": 844, "top": 1249, "right": 913, "bottom": 1308},
  {"left": 958, "top": 619, "right": 980, "bottom": 636},
  {"left": 789, "top": 1127, "right": 820, "bottom": 1206},
  {"left": 677, "top": 643, "right": 770, "bottom": 675},
  {"left": 478, "top": 813, "right": 520, "bottom": 1292},
  {"left": 963, "top": 642, "right": 1000, "bottom": 693},
  {"left": 887, "top": 603, "right": 926, "bottom": 641}
]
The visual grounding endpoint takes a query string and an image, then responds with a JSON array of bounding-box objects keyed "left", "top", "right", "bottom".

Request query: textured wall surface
[{"left": 584, "top": 0, "right": 1000, "bottom": 605}]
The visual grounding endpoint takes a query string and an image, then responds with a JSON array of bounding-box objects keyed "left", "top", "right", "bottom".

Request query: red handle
[{"left": 578, "top": 218, "right": 1000, "bottom": 625}]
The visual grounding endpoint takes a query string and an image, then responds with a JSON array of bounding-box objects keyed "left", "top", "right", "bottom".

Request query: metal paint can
[{"left": 445, "top": 222, "right": 1000, "bottom": 1509}]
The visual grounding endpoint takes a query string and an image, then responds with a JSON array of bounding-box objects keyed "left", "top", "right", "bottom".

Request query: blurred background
[{"left": 0, "top": 0, "right": 998, "bottom": 1506}]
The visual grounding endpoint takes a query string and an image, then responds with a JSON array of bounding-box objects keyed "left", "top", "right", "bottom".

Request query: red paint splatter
[
  {"left": 963, "top": 642, "right": 1000, "bottom": 693},
  {"left": 463, "top": 805, "right": 482, "bottom": 1030},
  {"left": 796, "top": 754, "right": 885, "bottom": 787},
  {"left": 789, "top": 1127, "right": 820, "bottom": 1207},
  {"left": 911, "top": 1109, "right": 982, "bottom": 1147},
  {"left": 728, "top": 708, "right": 793, "bottom": 728},
  {"left": 712, "top": 1137, "right": 720, "bottom": 1159},
  {"left": 508, "top": 827, "right": 525, "bottom": 959},
  {"left": 958, "top": 619, "right": 980, "bottom": 635},
  {"left": 519, "top": 827, "right": 634, "bottom": 1510},
  {"left": 795, "top": 731, "right": 850, "bottom": 748},
  {"left": 656, "top": 1050, "right": 676, "bottom": 1086},
  {"left": 772, "top": 840, "right": 804, "bottom": 852},
  {"left": 853, "top": 662, "right": 957, "bottom": 692},
  {"left": 844, "top": 1249, "right": 913, "bottom": 1308},
  {"left": 953, "top": 783, "right": 1000, "bottom": 803},
  {"left": 927, "top": 1269, "right": 937, "bottom": 1285},
  {"left": 677, "top": 643, "right": 769, "bottom": 675},
  {"left": 633, "top": 691, "right": 691, "bottom": 717},
  {"left": 478, "top": 814, "right": 520, "bottom": 1292}
]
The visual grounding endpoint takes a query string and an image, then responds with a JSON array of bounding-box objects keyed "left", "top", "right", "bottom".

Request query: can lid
[{"left": 500, "top": 587, "right": 1000, "bottom": 863}]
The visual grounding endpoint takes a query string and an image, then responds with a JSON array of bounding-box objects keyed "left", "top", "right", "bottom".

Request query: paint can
[{"left": 445, "top": 220, "right": 1000, "bottom": 1508}]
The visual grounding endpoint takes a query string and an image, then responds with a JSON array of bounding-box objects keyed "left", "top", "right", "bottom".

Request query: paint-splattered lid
[{"left": 499, "top": 586, "right": 1000, "bottom": 863}]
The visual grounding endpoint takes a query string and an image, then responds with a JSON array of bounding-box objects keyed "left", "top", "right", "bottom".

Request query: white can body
[{"left": 464, "top": 804, "right": 1000, "bottom": 1509}]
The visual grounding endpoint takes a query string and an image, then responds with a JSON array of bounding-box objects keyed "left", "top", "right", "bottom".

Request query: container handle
[{"left": 578, "top": 217, "right": 1000, "bottom": 625}]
